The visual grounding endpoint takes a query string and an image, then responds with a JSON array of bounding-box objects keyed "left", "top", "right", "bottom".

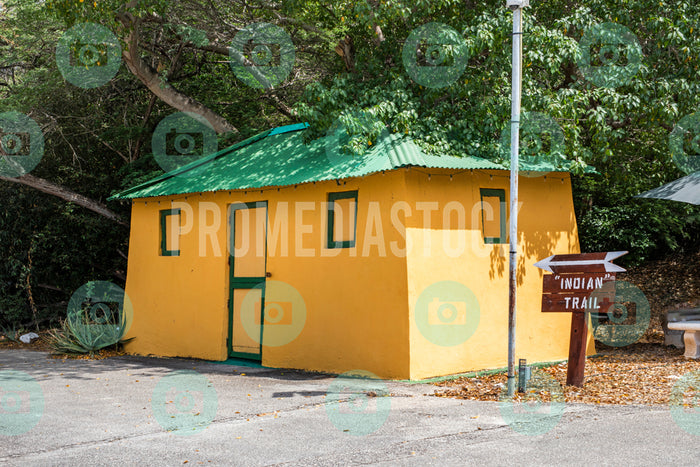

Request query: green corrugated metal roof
[{"left": 110, "top": 123, "right": 578, "bottom": 200}]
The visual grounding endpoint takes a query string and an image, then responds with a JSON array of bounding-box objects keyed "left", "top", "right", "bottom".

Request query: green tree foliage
[
  {"left": 0, "top": 0, "right": 335, "bottom": 327},
  {"left": 0, "top": 0, "right": 698, "bottom": 327},
  {"left": 292, "top": 0, "right": 700, "bottom": 265}
]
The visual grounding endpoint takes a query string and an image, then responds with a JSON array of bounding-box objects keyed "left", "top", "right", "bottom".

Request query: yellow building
[{"left": 110, "top": 123, "right": 594, "bottom": 380}]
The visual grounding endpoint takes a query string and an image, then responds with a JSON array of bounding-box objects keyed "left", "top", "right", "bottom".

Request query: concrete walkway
[{"left": 0, "top": 350, "right": 696, "bottom": 465}]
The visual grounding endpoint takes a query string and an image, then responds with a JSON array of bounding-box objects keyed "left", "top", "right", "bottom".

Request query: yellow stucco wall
[
  {"left": 123, "top": 168, "right": 591, "bottom": 380},
  {"left": 124, "top": 171, "right": 411, "bottom": 379},
  {"left": 123, "top": 190, "right": 230, "bottom": 361},
  {"left": 404, "top": 169, "right": 595, "bottom": 380}
]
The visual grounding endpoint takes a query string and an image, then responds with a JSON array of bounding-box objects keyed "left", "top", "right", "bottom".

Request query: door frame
[{"left": 227, "top": 201, "right": 268, "bottom": 360}]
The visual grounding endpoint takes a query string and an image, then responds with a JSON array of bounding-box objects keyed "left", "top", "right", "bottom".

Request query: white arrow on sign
[{"left": 534, "top": 251, "right": 628, "bottom": 273}]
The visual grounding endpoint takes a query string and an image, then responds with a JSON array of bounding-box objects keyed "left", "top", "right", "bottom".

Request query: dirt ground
[
  {"left": 0, "top": 330, "right": 125, "bottom": 359},
  {"left": 435, "top": 343, "right": 700, "bottom": 405},
  {"left": 0, "top": 330, "right": 52, "bottom": 351}
]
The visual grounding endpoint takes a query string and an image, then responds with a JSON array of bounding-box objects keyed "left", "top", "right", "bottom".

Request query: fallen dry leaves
[
  {"left": 435, "top": 343, "right": 700, "bottom": 405},
  {"left": 0, "top": 331, "right": 127, "bottom": 360},
  {"left": 0, "top": 331, "right": 52, "bottom": 351},
  {"left": 46, "top": 348, "right": 128, "bottom": 360}
]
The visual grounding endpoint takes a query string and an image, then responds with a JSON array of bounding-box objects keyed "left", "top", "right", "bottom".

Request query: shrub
[
  {"left": 0, "top": 323, "right": 24, "bottom": 343},
  {"left": 577, "top": 201, "right": 700, "bottom": 267},
  {"left": 47, "top": 303, "right": 131, "bottom": 354}
]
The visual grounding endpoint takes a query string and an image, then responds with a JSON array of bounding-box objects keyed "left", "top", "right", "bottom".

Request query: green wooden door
[{"left": 228, "top": 202, "right": 268, "bottom": 360}]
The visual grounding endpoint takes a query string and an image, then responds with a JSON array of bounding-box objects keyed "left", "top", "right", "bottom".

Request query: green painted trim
[
  {"left": 214, "top": 358, "right": 268, "bottom": 368},
  {"left": 231, "top": 277, "right": 265, "bottom": 288},
  {"left": 159, "top": 208, "right": 181, "bottom": 256},
  {"left": 229, "top": 350, "right": 263, "bottom": 361},
  {"left": 227, "top": 201, "right": 268, "bottom": 362},
  {"left": 479, "top": 188, "right": 506, "bottom": 244},
  {"left": 327, "top": 190, "right": 358, "bottom": 249}
]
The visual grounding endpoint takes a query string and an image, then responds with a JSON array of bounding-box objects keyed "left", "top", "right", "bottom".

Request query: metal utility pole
[{"left": 506, "top": 0, "right": 529, "bottom": 397}]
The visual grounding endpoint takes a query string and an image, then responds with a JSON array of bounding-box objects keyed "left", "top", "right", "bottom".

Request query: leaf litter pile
[{"left": 435, "top": 343, "right": 700, "bottom": 405}]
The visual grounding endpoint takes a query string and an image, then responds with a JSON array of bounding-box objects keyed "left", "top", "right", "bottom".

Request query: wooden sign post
[{"left": 534, "top": 251, "right": 627, "bottom": 387}]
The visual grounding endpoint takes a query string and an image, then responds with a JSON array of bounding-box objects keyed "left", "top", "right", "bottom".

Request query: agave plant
[
  {"left": 0, "top": 323, "right": 24, "bottom": 344},
  {"left": 48, "top": 298, "right": 132, "bottom": 354}
]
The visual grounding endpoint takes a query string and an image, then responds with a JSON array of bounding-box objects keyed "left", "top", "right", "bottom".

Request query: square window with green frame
[
  {"left": 327, "top": 190, "right": 358, "bottom": 249},
  {"left": 480, "top": 188, "right": 506, "bottom": 244},
  {"left": 160, "top": 208, "right": 181, "bottom": 256}
]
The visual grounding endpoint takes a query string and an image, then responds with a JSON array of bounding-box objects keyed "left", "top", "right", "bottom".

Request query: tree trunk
[
  {"left": 118, "top": 14, "right": 238, "bottom": 135},
  {"left": 0, "top": 174, "right": 127, "bottom": 226},
  {"left": 335, "top": 35, "right": 355, "bottom": 72}
]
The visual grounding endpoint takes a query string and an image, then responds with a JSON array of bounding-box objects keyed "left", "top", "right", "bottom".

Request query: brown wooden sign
[
  {"left": 541, "top": 273, "right": 616, "bottom": 312},
  {"left": 534, "top": 251, "right": 628, "bottom": 387}
]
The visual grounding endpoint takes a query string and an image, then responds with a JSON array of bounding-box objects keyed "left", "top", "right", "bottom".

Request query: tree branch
[
  {"left": 132, "top": 94, "right": 158, "bottom": 161},
  {"left": 77, "top": 122, "right": 129, "bottom": 163},
  {"left": 117, "top": 13, "right": 238, "bottom": 135},
  {"left": 265, "top": 91, "right": 295, "bottom": 118},
  {"left": 0, "top": 174, "right": 127, "bottom": 226},
  {"left": 271, "top": 12, "right": 327, "bottom": 36},
  {"left": 335, "top": 35, "right": 355, "bottom": 72}
]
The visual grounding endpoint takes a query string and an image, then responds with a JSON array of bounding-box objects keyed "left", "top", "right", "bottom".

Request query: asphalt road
[{"left": 0, "top": 349, "right": 698, "bottom": 466}]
